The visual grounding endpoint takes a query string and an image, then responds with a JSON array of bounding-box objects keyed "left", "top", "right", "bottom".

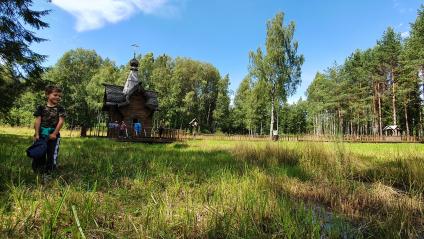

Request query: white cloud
[
  {"left": 401, "top": 31, "right": 410, "bottom": 38},
  {"left": 52, "top": 0, "right": 178, "bottom": 32},
  {"left": 392, "top": 0, "right": 400, "bottom": 9}
]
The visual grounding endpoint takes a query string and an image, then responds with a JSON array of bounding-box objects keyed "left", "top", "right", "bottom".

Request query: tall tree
[
  {"left": 342, "top": 50, "right": 374, "bottom": 135},
  {"left": 169, "top": 58, "right": 221, "bottom": 132},
  {"left": 86, "top": 59, "right": 120, "bottom": 115},
  {"left": 375, "top": 27, "right": 402, "bottom": 126},
  {"left": 249, "top": 12, "right": 304, "bottom": 138},
  {"left": 0, "top": 0, "right": 49, "bottom": 114},
  {"left": 402, "top": 5, "right": 424, "bottom": 136},
  {"left": 249, "top": 78, "right": 270, "bottom": 135},
  {"left": 280, "top": 99, "right": 308, "bottom": 134},
  {"left": 139, "top": 53, "right": 155, "bottom": 89},
  {"left": 233, "top": 76, "right": 252, "bottom": 133},
  {"left": 405, "top": 5, "right": 424, "bottom": 75},
  {"left": 46, "top": 49, "right": 103, "bottom": 136},
  {"left": 213, "top": 74, "right": 231, "bottom": 133},
  {"left": 151, "top": 54, "right": 176, "bottom": 127},
  {"left": 307, "top": 70, "right": 338, "bottom": 135}
]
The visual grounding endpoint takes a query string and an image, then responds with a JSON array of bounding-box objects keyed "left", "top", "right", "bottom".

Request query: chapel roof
[{"left": 102, "top": 83, "right": 158, "bottom": 111}]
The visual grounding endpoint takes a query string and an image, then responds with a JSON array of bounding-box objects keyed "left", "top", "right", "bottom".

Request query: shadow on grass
[
  {"left": 173, "top": 143, "right": 189, "bottom": 149},
  {"left": 0, "top": 134, "right": 308, "bottom": 193},
  {"left": 353, "top": 159, "right": 424, "bottom": 194}
]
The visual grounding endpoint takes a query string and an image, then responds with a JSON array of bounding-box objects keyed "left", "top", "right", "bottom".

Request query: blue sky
[{"left": 32, "top": 0, "right": 423, "bottom": 103}]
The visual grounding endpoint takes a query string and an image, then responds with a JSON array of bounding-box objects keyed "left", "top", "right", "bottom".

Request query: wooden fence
[
  {"left": 177, "top": 133, "right": 424, "bottom": 143},
  {"left": 107, "top": 127, "right": 179, "bottom": 140},
  {"left": 67, "top": 126, "right": 424, "bottom": 143}
]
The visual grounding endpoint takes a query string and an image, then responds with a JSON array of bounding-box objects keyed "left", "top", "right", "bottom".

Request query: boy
[{"left": 32, "top": 85, "right": 66, "bottom": 174}]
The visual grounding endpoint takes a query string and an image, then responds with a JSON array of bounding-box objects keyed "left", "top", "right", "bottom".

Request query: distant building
[
  {"left": 383, "top": 125, "right": 401, "bottom": 136},
  {"left": 189, "top": 118, "right": 198, "bottom": 127},
  {"left": 102, "top": 57, "right": 158, "bottom": 138}
]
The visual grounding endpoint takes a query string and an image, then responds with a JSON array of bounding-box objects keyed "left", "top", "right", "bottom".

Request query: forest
[
  {"left": 307, "top": 14, "right": 424, "bottom": 137},
  {"left": 1, "top": 3, "right": 423, "bottom": 138}
]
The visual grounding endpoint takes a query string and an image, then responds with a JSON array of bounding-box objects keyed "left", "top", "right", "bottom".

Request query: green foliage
[
  {"left": 45, "top": 49, "right": 103, "bottom": 134},
  {"left": 306, "top": 7, "right": 424, "bottom": 136},
  {"left": 249, "top": 12, "right": 304, "bottom": 137},
  {"left": 2, "top": 48, "right": 227, "bottom": 133},
  {"left": 0, "top": 64, "right": 23, "bottom": 117},
  {"left": 0, "top": 0, "right": 49, "bottom": 79},
  {"left": 248, "top": 78, "right": 270, "bottom": 134},
  {"left": 2, "top": 91, "right": 43, "bottom": 127},
  {"left": 213, "top": 74, "right": 231, "bottom": 132},
  {"left": 152, "top": 57, "right": 222, "bottom": 132},
  {"left": 0, "top": 0, "right": 49, "bottom": 115},
  {"left": 280, "top": 99, "right": 308, "bottom": 134},
  {"left": 233, "top": 76, "right": 251, "bottom": 132},
  {"left": 86, "top": 59, "right": 120, "bottom": 112},
  {"left": 375, "top": 27, "right": 402, "bottom": 73}
]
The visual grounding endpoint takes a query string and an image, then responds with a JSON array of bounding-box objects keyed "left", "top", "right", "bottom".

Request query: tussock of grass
[
  {"left": 354, "top": 155, "right": 424, "bottom": 195},
  {"left": 231, "top": 141, "right": 424, "bottom": 238}
]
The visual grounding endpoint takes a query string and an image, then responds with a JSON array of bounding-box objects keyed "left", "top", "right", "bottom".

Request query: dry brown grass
[{"left": 231, "top": 142, "right": 424, "bottom": 237}]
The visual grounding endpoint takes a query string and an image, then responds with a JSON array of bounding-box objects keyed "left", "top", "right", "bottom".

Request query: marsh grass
[
  {"left": 0, "top": 131, "right": 423, "bottom": 238},
  {"left": 250, "top": 142, "right": 424, "bottom": 238}
]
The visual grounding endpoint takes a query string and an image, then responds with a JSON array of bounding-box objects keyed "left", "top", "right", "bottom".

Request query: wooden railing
[
  {"left": 78, "top": 127, "right": 424, "bottom": 143},
  {"left": 297, "top": 134, "right": 422, "bottom": 143},
  {"left": 107, "top": 126, "right": 180, "bottom": 140},
  {"left": 176, "top": 133, "right": 424, "bottom": 143}
]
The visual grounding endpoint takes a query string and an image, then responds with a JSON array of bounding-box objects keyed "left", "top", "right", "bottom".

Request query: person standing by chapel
[
  {"left": 32, "top": 85, "right": 66, "bottom": 174},
  {"left": 133, "top": 120, "right": 142, "bottom": 137}
]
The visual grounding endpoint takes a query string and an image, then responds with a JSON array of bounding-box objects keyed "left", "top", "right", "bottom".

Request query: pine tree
[
  {"left": 375, "top": 27, "right": 402, "bottom": 127},
  {"left": 0, "top": 0, "right": 49, "bottom": 114}
]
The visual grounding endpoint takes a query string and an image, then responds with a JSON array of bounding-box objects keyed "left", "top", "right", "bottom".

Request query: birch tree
[{"left": 249, "top": 12, "right": 304, "bottom": 138}]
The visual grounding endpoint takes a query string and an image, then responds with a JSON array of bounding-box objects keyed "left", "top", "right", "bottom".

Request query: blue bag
[
  {"left": 26, "top": 138, "right": 48, "bottom": 159},
  {"left": 40, "top": 127, "right": 55, "bottom": 137}
]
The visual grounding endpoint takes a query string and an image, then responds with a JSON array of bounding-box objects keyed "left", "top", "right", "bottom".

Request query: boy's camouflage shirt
[{"left": 33, "top": 105, "right": 66, "bottom": 128}]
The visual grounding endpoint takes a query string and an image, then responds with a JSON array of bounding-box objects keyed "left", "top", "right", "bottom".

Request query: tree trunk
[
  {"left": 338, "top": 110, "right": 343, "bottom": 135},
  {"left": 378, "top": 84, "right": 382, "bottom": 136},
  {"left": 80, "top": 126, "right": 88, "bottom": 137},
  {"left": 372, "top": 86, "right": 377, "bottom": 136},
  {"left": 421, "top": 74, "right": 424, "bottom": 137},
  {"left": 392, "top": 71, "right": 397, "bottom": 125},
  {"left": 260, "top": 120, "right": 263, "bottom": 135},
  {"left": 207, "top": 102, "right": 211, "bottom": 131},
  {"left": 404, "top": 98, "right": 409, "bottom": 136},
  {"left": 420, "top": 109, "right": 423, "bottom": 138},
  {"left": 269, "top": 95, "right": 275, "bottom": 139},
  {"left": 276, "top": 103, "right": 280, "bottom": 134},
  {"left": 69, "top": 119, "right": 74, "bottom": 137}
]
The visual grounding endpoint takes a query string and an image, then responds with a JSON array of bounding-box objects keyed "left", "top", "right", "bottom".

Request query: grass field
[{"left": 0, "top": 127, "right": 423, "bottom": 238}]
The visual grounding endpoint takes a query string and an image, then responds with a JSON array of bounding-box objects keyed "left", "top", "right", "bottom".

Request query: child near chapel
[{"left": 32, "top": 85, "right": 66, "bottom": 174}]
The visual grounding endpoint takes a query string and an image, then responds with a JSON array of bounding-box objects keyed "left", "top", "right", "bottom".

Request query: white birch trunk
[
  {"left": 392, "top": 70, "right": 397, "bottom": 125},
  {"left": 270, "top": 97, "right": 274, "bottom": 139}
]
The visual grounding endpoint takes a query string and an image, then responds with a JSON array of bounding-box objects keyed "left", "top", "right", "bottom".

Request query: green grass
[{"left": 0, "top": 128, "right": 423, "bottom": 238}]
